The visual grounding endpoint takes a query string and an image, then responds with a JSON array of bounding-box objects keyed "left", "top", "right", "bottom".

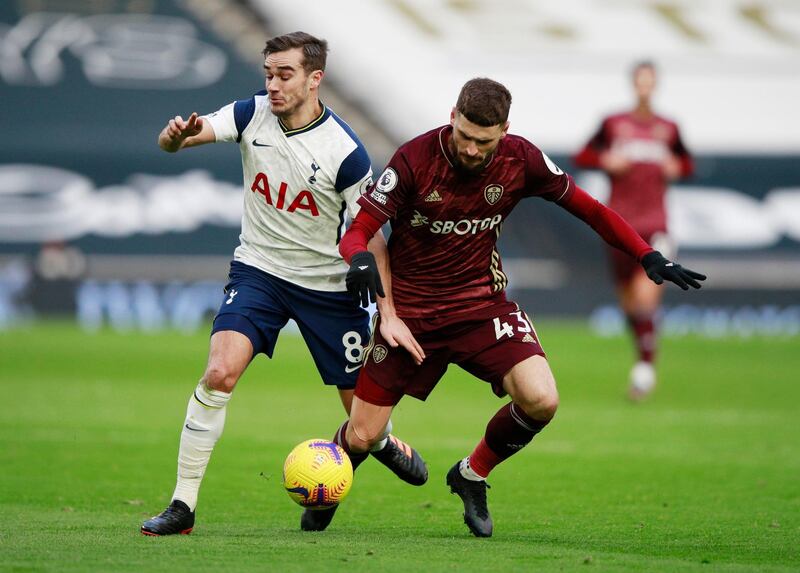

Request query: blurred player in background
[
  {"left": 325, "top": 78, "right": 705, "bottom": 537},
  {"left": 573, "top": 61, "right": 694, "bottom": 401},
  {"left": 141, "top": 32, "right": 426, "bottom": 537}
]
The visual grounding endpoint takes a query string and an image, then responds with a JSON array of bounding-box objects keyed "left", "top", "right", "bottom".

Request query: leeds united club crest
[
  {"left": 372, "top": 345, "right": 388, "bottom": 363},
  {"left": 484, "top": 184, "right": 503, "bottom": 205}
]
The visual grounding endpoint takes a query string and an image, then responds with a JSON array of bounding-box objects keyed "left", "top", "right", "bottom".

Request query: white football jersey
[{"left": 205, "top": 92, "right": 372, "bottom": 291}]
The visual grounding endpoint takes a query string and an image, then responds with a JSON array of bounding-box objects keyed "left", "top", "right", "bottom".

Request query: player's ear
[
  {"left": 500, "top": 121, "right": 510, "bottom": 139},
  {"left": 309, "top": 70, "right": 324, "bottom": 89},
  {"left": 450, "top": 108, "right": 457, "bottom": 126}
]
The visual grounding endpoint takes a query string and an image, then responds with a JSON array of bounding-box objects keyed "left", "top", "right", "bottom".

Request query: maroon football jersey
[
  {"left": 574, "top": 112, "right": 692, "bottom": 236},
  {"left": 358, "top": 125, "right": 575, "bottom": 319}
]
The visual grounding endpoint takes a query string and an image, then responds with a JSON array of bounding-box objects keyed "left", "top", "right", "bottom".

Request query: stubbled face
[
  {"left": 449, "top": 110, "right": 508, "bottom": 172},
  {"left": 633, "top": 66, "right": 657, "bottom": 104},
  {"left": 263, "top": 47, "right": 321, "bottom": 118}
]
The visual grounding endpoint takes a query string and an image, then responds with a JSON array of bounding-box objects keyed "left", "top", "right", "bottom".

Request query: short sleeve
[
  {"left": 203, "top": 102, "right": 238, "bottom": 143},
  {"left": 334, "top": 141, "right": 373, "bottom": 219},
  {"left": 204, "top": 94, "right": 259, "bottom": 144},
  {"left": 341, "top": 169, "right": 373, "bottom": 219},
  {"left": 357, "top": 148, "right": 414, "bottom": 221},
  {"left": 523, "top": 142, "right": 575, "bottom": 203}
]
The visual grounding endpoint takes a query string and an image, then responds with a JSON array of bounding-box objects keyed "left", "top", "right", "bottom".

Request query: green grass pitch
[{"left": 1, "top": 321, "right": 798, "bottom": 572}]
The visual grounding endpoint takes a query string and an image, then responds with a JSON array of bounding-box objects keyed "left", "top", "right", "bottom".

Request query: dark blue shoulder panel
[
  {"left": 234, "top": 90, "right": 266, "bottom": 142},
  {"left": 330, "top": 110, "right": 372, "bottom": 192}
]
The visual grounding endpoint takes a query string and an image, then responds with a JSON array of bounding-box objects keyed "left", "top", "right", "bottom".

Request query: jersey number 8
[{"left": 342, "top": 331, "right": 364, "bottom": 366}]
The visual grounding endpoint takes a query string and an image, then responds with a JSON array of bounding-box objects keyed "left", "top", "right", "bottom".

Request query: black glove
[
  {"left": 641, "top": 251, "right": 706, "bottom": 290},
  {"left": 346, "top": 251, "right": 385, "bottom": 307}
]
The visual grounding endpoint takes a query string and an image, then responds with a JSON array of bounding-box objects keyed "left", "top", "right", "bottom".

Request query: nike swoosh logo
[
  {"left": 252, "top": 140, "right": 273, "bottom": 147},
  {"left": 185, "top": 423, "right": 209, "bottom": 432},
  {"left": 344, "top": 364, "right": 362, "bottom": 373}
]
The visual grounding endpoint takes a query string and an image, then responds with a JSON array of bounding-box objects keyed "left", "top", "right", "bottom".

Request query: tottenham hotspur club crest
[
  {"left": 484, "top": 184, "right": 503, "bottom": 205},
  {"left": 308, "top": 162, "right": 321, "bottom": 185}
]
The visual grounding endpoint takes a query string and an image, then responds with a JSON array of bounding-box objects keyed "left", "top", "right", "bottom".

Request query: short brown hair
[
  {"left": 262, "top": 32, "right": 328, "bottom": 73},
  {"left": 455, "top": 78, "right": 512, "bottom": 127}
]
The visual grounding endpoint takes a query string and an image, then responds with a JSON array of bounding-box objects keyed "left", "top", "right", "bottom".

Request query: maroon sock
[
  {"left": 468, "top": 402, "right": 549, "bottom": 478},
  {"left": 628, "top": 314, "right": 656, "bottom": 363},
  {"left": 333, "top": 421, "right": 368, "bottom": 471}
]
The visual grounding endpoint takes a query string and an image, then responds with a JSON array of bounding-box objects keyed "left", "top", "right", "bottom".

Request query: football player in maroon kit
[
  {"left": 303, "top": 78, "right": 704, "bottom": 537},
  {"left": 573, "top": 61, "right": 694, "bottom": 401}
]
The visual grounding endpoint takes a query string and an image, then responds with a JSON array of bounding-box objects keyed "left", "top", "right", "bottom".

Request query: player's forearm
[
  {"left": 561, "top": 186, "right": 653, "bottom": 261},
  {"left": 367, "top": 232, "right": 397, "bottom": 317},
  {"left": 339, "top": 210, "right": 385, "bottom": 264}
]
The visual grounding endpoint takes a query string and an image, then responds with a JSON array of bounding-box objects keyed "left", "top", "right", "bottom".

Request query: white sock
[
  {"left": 171, "top": 381, "right": 231, "bottom": 511},
  {"left": 459, "top": 456, "right": 486, "bottom": 482},
  {"left": 630, "top": 361, "right": 656, "bottom": 392},
  {"left": 369, "top": 418, "right": 393, "bottom": 452}
]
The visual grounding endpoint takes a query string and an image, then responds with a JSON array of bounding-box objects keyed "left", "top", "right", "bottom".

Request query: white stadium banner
[
  {"left": 251, "top": 0, "right": 800, "bottom": 154},
  {"left": 0, "top": 12, "right": 227, "bottom": 89}
]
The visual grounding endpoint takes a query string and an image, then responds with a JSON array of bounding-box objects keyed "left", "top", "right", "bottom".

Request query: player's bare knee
[
  {"left": 202, "top": 363, "right": 239, "bottom": 393},
  {"left": 516, "top": 385, "right": 559, "bottom": 421},
  {"left": 536, "top": 392, "right": 559, "bottom": 421},
  {"left": 345, "top": 431, "right": 370, "bottom": 454},
  {"left": 346, "top": 420, "right": 381, "bottom": 453}
]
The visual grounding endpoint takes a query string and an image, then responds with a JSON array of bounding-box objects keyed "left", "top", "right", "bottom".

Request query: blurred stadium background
[{"left": 1, "top": 0, "right": 799, "bottom": 336}]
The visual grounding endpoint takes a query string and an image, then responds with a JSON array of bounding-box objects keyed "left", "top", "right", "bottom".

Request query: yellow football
[{"left": 283, "top": 439, "right": 353, "bottom": 510}]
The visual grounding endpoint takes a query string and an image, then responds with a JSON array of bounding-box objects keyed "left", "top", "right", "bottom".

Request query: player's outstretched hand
[
  {"left": 346, "top": 251, "right": 385, "bottom": 307},
  {"left": 166, "top": 112, "right": 203, "bottom": 141},
  {"left": 380, "top": 314, "right": 425, "bottom": 365},
  {"left": 641, "top": 251, "right": 706, "bottom": 290}
]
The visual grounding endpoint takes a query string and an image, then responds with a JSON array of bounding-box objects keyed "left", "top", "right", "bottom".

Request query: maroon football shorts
[
  {"left": 354, "top": 301, "right": 546, "bottom": 406},
  {"left": 609, "top": 230, "right": 676, "bottom": 285}
]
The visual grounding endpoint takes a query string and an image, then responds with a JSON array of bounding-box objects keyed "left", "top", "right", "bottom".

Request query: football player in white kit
[{"left": 142, "top": 32, "right": 427, "bottom": 536}]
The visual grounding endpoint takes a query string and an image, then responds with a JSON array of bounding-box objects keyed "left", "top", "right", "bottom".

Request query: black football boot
[
  {"left": 141, "top": 500, "right": 195, "bottom": 536},
  {"left": 300, "top": 505, "right": 338, "bottom": 532},
  {"left": 371, "top": 435, "right": 428, "bottom": 486},
  {"left": 446, "top": 462, "right": 493, "bottom": 537}
]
